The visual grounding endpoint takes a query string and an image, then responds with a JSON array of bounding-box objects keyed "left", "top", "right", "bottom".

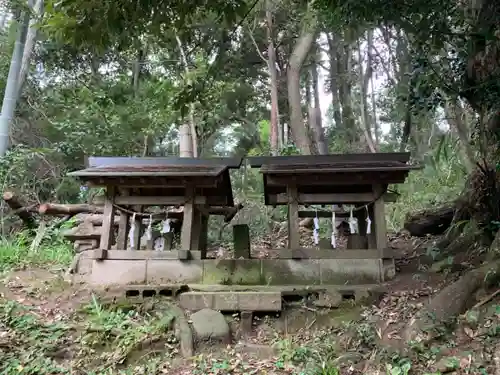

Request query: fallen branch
[
  {"left": 3, "top": 191, "right": 36, "bottom": 229},
  {"left": 38, "top": 203, "right": 104, "bottom": 215},
  {"left": 404, "top": 204, "right": 455, "bottom": 237}
]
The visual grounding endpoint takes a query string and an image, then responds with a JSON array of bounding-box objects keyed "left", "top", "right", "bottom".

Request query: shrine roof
[
  {"left": 247, "top": 152, "right": 414, "bottom": 169},
  {"left": 68, "top": 156, "right": 242, "bottom": 178}
]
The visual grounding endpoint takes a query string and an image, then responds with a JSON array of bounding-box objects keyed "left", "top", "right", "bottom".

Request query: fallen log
[
  {"left": 404, "top": 205, "right": 455, "bottom": 237},
  {"left": 2, "top": 191, "right": 36, "bottom": 229},
  {"left": 39, "top": 203, "right": 104, "bottom": 215}
]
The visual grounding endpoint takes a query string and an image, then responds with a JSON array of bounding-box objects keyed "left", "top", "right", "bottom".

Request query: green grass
[{"left": 0, "top": 231, "right": 73, "bottom": 272}]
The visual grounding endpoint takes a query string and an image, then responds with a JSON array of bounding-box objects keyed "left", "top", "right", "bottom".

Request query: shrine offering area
[{"left": 65, "top": 153, "right": 417, "bottom": 318}]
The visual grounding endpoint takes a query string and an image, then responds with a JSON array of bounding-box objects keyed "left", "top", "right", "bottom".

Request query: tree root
[{"left": 403, "top": 258, "right": 500, "bottom": 344}]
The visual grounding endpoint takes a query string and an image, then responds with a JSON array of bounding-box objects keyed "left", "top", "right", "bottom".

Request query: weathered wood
[
  {"left": 287, "top": 185, "right": 300, "bottom": 249},
  {"left": 198, "top": 214, "right": 209, "bottom": 258},
  {"left": 181, "top": 187, "right": 196, "bottom": 250},
  {"left": 233, "top": 224, "right": 251, "bottom": 259},
  {"left": 96, "top": 250, "right": 202, "bottom": 260},
  {"left": 266, "top": 173, "right": 407, "bottom": 187},
  {"left": 271, "top": 192, "right": 397, "bottom": 205},
  {"left": 39, "top": 203, "right": 103, "bottom": 215},
  {"left": 114, "top": 195, "right": 208, "bottom": 206},
  {"left": 2, "top": 191, "right": 36, "bottom": 228},
  {"left": 96, "top": 186, "right": 116, "bottom": 260},
  {"left": 116, "top": 189, "right": 130, "bottom": 249},
  {"left": 130, "top": 204, "right": 143, "bottom": 250}
]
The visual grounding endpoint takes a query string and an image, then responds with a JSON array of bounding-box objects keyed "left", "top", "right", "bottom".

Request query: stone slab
[
  {"left": 146, "top": 260, "right": 203, "bottom": 284},
  {"left": 202, "top": 259, "right": 262, "bottom": 285},
  {"left": 261, "top": 259, "right": 320, "bottom": 285},
  {"left": 320, "top": 259, "right": 381, "bottom": 284},
  {"left": 90, "top": 259, "right": 146, "bottom": 285},
  {"left": 179, "top": 291, "right": 282, "bottom": 311}
]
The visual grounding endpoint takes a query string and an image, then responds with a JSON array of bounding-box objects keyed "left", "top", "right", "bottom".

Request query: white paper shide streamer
[
  {"left": 128, "top": 213, "right": 136, "bottom": 250},
  {"left": 348, "top": 207, "right": 359, "bottom": 234},
  {"left": 146, "top": 214, "right": 153, "bottom": 241},
  {"left": 331, "top": 206, "right": 337, "bottom": 248},
  {"left": 313, "top": 211, "right": 320, "bottom": 245},
  {"left": 365, "top": 206, "right": 372, "bottom": 234}
]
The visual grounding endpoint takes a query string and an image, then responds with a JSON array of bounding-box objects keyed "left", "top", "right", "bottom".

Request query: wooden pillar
[
  {"left": 372, "top": 184, "right": 387, "bottom": 282},
  {"left": 189, "top": 209, "right": 203, "bottom": 251},
  {"left": 287, "top": 185, "right": 300, "bottom": 249},
  {"left": 130, "top": 205, "right": 143, "bottom": 250},
  {"left": 198, "top": 214, "right": 209, "bottom": 259},
  {"left": 181, "top": 186, "right": 196, "bottom": 251},
  {"left": 95, "top": 186, "right": 116, "bottom": 260},
  {"left": 116, "top": 189, "right": 130, "bottom": 249}
]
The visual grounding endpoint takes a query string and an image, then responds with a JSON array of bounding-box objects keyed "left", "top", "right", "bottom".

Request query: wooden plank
[
  {"left": 246, "top": 153, "right": 412, "bottom": 168},
  {"left": 287, "top": 185, "right": 300, "bottom": 249},
  {"left": 93, "top": 250, "right": 203, "bottom": 260},
  {"left": 82, "top": 176, "right": 223, "bottom": 189},
  {"left": 97, "top": 186, "right": 116, "bottom": 260},
  {"left": 266, "top": 173, "right": 408, "bottom": 187},
  {"left": 87, "top": 156, "right": 243, "bottom": 169},
  {"left": 115, "top": 196, "right": 208, "bottom": 206},
  {"left": 272, "top": 192, "right": 396, "bottom": 205},
  {"left": 266, "top": 248, "right": 396, "bottom": 259}
]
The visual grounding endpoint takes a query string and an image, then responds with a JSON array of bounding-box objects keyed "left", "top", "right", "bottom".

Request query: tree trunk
[
  {"left": 336, "top": 31, "right": 358, "bottom": 151},
  {"left": 0, "top": 8, "right": 30, "bottom": 156},
  {"left": 444, "top": 96, "right": 475, "bottom": 173},
  {"left": 266, "top": 0, "right": 280, "bottom": 156},
  {"left": 357, "top": 34, "right": 376, "bottom": 153},
  {"left": 15, "top": 0, "right": 43, "bottom": 102},
  {"left": 287, "top": 14, "right": 316, "bottom": 155},
  {"left": 326, "top": 33, "right": 343, "bottom": 131},
  {"left": 175, "top": 33, "right": 198, "bottom": 157},
  {"left": 310, "top": 59, "right": 327, "bottom": 154}
]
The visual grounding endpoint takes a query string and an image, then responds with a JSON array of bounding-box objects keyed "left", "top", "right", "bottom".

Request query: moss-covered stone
[
  {"left": 320, "top": 259, "right": 380, "bottom": 284},
  {"left": 202, "top": 259, "right": 262, "bottom": 285},
  {"left": 261, "top": 260, "right": 320, "bottom": 285}
]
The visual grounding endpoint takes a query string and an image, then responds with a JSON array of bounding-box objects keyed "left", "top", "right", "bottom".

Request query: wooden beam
[
  {"left": 271, "top": 192, "right": 396, "bottom": 205},
  {"left": 114, "top": 196, "right": 208, "bottom": 206},
  {"left": 94, "top": 250, "right": 203, "bottom": 260}
]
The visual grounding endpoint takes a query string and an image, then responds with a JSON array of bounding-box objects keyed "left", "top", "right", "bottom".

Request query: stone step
[{"left": 179, "top": 291, "right": 282, "bottom": 312}]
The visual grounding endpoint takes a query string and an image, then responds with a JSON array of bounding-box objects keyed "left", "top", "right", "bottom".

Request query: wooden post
[
  {"left": 181, "top": 186, "right": 196, "bottom": 251},
  {"left": 372, "top": 184, "right": 387, "bottom": 282},
  {"left": 116, "top": 189, "right": 130, "bottom": 249},
  {"left": 95, "top": 186, "right": 116, "bottom": 260},
  {"left": 130, "top": 205, "right": 143, "bottom": 250},
  {"left": 287, "top": 184, "right": 300, "bottom": 249},
  {"left": 198, "top": 214, "right": 209, "bottom": 259},
  {"left": 233, "top": 224, "right": 251, "bottom": 258}
]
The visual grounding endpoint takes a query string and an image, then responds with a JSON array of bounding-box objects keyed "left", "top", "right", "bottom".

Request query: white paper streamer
[
  {"left": 366, "top": 206, "right": 372, "bottom": 234},
  {"left": 129, "top": 213, "right": 136, "bottom": 250},
  {"left": 161, "top": 219, "right": 171, "bottom": 233},
  {"left": 313, "top": 211, "right": 320, "bottom": 245},
  {"left": 348, "top": 207, "right": 358, "bottom": 234},
  {"left": 146, "top": 214, "right": 153, "bottom": 241},
  {"left": 331, "top": 206, "right": 337, "bottom": 248}
]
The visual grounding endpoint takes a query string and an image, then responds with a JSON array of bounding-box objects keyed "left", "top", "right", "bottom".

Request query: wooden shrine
[
  {"left": 247, "top": 153, "right": 418, "bottom": 281},
  {"left": 68, "top": 156, "right": 242, "bottom": 261}
]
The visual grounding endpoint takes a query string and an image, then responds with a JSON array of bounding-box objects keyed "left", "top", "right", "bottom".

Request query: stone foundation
[{"left": 73, "top": 251, "right": 394, "bottom": 287}]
